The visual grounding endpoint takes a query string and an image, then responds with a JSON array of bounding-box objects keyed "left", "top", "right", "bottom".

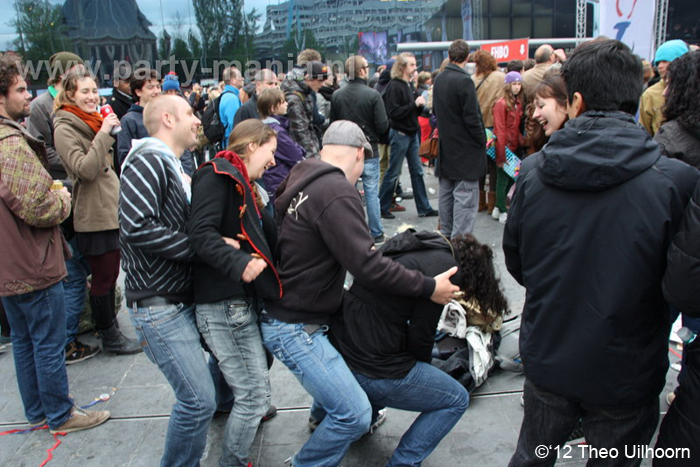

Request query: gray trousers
[{"left": 438, "top": 178, "right": 479, "bottom": 237}]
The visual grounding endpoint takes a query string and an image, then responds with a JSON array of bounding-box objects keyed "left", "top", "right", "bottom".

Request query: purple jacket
[{"left": 262, "top": 116, "right": 306, "bottom": 202}]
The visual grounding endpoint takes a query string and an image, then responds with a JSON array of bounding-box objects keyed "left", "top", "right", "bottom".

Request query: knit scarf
[
  {"left": 60, "top": 105, "right": 103, "bottom": 135},
  {"left": 215, "top": 150, "right": 263, "bottom": 218}
]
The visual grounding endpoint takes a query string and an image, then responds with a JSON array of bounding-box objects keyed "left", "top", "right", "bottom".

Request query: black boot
[
  {"left": 98, "top": 324, "right": 142, "bottom": 355},
  {"left": 109, "top": 286, "right": 119, "bottom": 328},
  {"left": 90, "top": 295, "right": 141, "bottom": 355}
]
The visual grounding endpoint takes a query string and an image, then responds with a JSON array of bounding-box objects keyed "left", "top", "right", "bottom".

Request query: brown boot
[
  {"left": 478, "top": 190, "right": 487, "bottom": 212},
  {"left": 487, "top": 192, "right": 496, "bottom": 215}
]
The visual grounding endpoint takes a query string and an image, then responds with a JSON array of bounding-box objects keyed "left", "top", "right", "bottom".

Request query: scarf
[
  {"left": 60, "top": 105, "right": 103, "bottom": 135},
  {"left": 215, "top": 150, "right": 263, "bottom": 218}
]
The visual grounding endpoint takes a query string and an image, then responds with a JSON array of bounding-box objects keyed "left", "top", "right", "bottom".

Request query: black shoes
[
  {"left": 419, "top": 209, "right": 439, "bottom": 217},
  {"left": 65, "top": 340, "right": 100, "bottom": 365}
]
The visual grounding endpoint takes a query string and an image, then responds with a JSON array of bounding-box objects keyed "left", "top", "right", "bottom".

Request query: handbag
[{"left": 419, "top": 128, "right": 439, "bottom": 160}]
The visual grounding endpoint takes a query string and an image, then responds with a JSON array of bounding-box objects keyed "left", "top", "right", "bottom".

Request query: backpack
[{"left": 202, "top": 90, "right": 232, "bottom": 147}]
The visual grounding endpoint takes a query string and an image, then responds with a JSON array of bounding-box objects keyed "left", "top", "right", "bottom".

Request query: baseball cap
[
  {"left": 305, "top": 61, "right": 330, "bottom": 80},
  {"left": 322, "top": 120, "right": 373, "bottom": 159}
]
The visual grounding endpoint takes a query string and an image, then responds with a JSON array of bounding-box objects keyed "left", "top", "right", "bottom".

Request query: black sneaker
[
  {"left": 381, "top": 211, "right": 395, "bottom": 219},
  {"left": 419, "top": 209, "right": 439, "bottom": 218},
  {"left": 65, "top": 340, "right": 100, "bottom": 365}
]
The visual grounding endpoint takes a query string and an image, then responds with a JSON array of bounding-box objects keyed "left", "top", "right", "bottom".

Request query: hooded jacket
[
  {"left": 503, "top": 111, "right": 699, "bottom": 408},
  {"left": 331, "top": 230, "right": 462, "bottom": 379},
  {"left": 281, "top": 69, "right": 320, "bottom": 158},
  {"left": 266, "top": 159, "right": 435, "bottom": 324},
  {"left": 189, "top": 155, "right": 282, "bottom": 305}
]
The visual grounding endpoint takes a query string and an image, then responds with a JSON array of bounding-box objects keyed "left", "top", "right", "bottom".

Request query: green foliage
[
  {"left": 157, "top": 29, "right": 172, "bottom": 62},
  {"left": 11, "top": 0, "right": 70, "bottom": 63}
]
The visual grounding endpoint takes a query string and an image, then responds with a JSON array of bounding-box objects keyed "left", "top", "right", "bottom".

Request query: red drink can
[{"left": 99, "top": 104, "right": 122, "bottom": 135}]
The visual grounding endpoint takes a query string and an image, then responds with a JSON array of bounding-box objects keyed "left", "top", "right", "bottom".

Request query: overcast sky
[{"left": 0, "top": 0, "right": 273, "bottom": 49}]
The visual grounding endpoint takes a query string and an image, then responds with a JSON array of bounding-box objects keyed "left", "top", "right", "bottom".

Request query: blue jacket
[
  {"left": 220, "top": 85, "right": 241, "bottom": 146},
  {"left": 117, "top": 105, "right": 147, "bottom": 165}
]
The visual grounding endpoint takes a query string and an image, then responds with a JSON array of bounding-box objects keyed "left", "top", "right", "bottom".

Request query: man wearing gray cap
[{"left": 261, "top": 120, "right": 459, "bottom": 467}]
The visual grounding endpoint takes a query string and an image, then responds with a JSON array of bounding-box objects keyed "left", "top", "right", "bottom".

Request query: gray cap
[{"left": 322, "top": 120, "right": 373, "bottom": 159}]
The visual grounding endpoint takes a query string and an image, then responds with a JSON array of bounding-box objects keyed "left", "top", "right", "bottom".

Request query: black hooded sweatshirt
[
  {"left": 503, "top": 111, "right": 699, "bottom": 409},
  {"left": 266, "top": 159, "right": 435, "bottom": 324}
]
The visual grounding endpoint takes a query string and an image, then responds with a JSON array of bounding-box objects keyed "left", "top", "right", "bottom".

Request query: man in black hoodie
[
  {"left": 504, "top": 40, "right": 700, "bottom": 466},
  {"left": 262, "top": 120, "right": 459, "bottom": 467}
]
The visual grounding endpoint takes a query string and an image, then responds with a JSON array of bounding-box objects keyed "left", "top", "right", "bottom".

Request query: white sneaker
[
  {"left": 499, "top": 212, "right": 508, "bottom": 224},
  {"left": 492, "top": 207, "right": 500, "bottom": 220}
]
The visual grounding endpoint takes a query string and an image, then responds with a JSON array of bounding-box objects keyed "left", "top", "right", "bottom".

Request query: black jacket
[
  {"left": 655, "top": 120, "right": 700, "bottom": 169},
  {"left": 108, "top": 88, "right": 132, "bottom": 119},
  {"left": 503, "top": 111, "right": 699, "bottom": 408},
  {"left": 432, "top": 63, "right": 486, "bottom": 181},
  {"left": 266, "top": 159, "right": 435, "bottom": 324},
  {"left": 189, "top": 157, "right": 282, "bottom": 305},
  {"left": 331, "top": 230, "right": 461, "bottom": 379},
  {"left": 233, "top": 93, "right": 260, "bottom": 128},
  {"left": 382, "top": 78, "right": 421, "bottom": 136},
  {"left": 329, "top": 78, "right": 389, "bottom": 152}
]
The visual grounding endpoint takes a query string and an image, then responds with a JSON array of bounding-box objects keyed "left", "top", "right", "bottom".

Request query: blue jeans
[
  {"left": 128, "top": 301, "right": 217, "bottom": 467},
  {"left": 362, "top": 156, "right": 383, "bottom": 238},
  {"left": 354, "top": 362, "right": 469, "bottom": 466},
  {"left": 64, "top": 238, "right": 88, "bottom": 345},
  {"left": 509, "top": 379, "right": 659, "bottom": 467},
  {"left": 379, "top": 130, "right": 433, "bottom": 216},
  {"left": 260, "top": 314, "right": 371, "bottom": 467},
  {"left": 2, "top": 282, "right": 73, "bottom": 429},
  {"left": 196, "top": 299, "right": 271, "bottom": 467}
]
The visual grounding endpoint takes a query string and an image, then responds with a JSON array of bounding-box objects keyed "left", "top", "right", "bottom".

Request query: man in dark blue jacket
[
  {"left": 117, "top": 68, "right": 161, "bottom": 165},
  {"left": 504, "top": 40, "right": 700, "bottom": 466}
]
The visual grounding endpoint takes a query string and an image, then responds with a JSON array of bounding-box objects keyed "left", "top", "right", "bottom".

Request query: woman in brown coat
[{"left": 54, "top": 66, "right": 140, "bottom": 355}]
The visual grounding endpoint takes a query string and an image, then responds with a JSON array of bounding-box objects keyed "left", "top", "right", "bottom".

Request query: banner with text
[
  {"left": 481, "top": 38, "right": 529, "bottom": 63},
  {"left": 600, "top": 0, "right": 656, "bottom": 61}
]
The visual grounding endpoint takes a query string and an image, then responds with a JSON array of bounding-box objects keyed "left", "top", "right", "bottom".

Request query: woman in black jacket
[
  {"left": 654, "top": 178, "right": 700, "bottom": 466},
  {"left": 189, "top": 119, "right": 281, "bottom": 467},
  {"left": 331, "top": 230, "right": 508, "bottom": 466}
]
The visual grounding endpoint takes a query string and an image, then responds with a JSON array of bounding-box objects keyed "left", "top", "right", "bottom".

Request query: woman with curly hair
[
  {"left": 472, "top": 50, "right": 506, "bottom": 214},
  {"left": 655, "top": 51, "right": 700, "bottom": 168},
  {"left": 330, "top": 230, "right": 508, "bottom": 466}
]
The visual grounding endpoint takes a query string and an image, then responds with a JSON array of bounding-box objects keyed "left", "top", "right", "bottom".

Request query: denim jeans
[
  {"left": 2, "top": 282, "right": 73, "bottom": 429},
  {"left": 64, "top": 238, "right": 88, "bottom": 345},
  {"left": 196, "top": 299, "right": 271, "bottom": 467},
  {"left": 260, "top": 314, "right": 371, "bottom": 467},
  {"left": 379, "top": 130, "right": 433, "bottom": 216},
  {"left": 354, "top": 361, "right": 469, "bottom": 466},
  {"left": 128, "top": 301, "right": 217, "bottom": 467},
  {"left": 362, "top": 156, "right": 383, "bottom": 238},
  {"left": 509, "top": 379, "right": 659, "bottom": 467},
  {"left": 438, "top": 178, "right": 479, "bottom": 237}
]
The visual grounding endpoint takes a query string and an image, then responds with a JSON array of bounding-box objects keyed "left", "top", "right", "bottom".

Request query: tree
[
  {"left": 193, "top": 0, "right": 244, "bottom": 66},
  {"left": 188, "top": 30, "right": 202, "bottom": 60},
  {"left": 158, "top": 29, "right": 172, "bottom": 61},
  {"left": 11, "top": 0, "right": 70, "bottom": 64}
]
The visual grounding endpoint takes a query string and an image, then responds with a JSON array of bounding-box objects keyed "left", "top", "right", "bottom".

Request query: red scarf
[
  {"left": 60, "top": 105, "right": 103, "bottom": 135},
  {"left": 215, "top": 150, "right": 262, "bottom": 218}
]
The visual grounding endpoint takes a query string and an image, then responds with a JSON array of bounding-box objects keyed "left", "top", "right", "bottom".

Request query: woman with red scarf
[
  {"left": 53, "top": 66, "right": 140, "bottom": 355},
  {"left": 188, "top": 119, "right": 281, "bottom": 467}
]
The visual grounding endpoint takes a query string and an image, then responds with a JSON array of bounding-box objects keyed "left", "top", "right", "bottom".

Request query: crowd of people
[{"left": 1, "top": 34, "right": 699, "bottom": 467}]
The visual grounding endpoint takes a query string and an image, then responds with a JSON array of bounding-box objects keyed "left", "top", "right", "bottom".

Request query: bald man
[
  {"left": 233, "top": 69, "right": 279, "bottom": 127},
  {"left": 522, "top": 44, "right": 565, "bottom": 101},
  {"left": 119, "top": 95, "right": 217, "bottom": 467}
]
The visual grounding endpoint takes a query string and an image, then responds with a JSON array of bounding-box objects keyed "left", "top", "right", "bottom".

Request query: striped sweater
[{"left": 119, "top": 138, "right": 195, "bottom": 303}]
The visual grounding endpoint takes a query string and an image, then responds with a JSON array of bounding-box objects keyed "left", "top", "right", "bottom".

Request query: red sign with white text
[{"left": 481, "top": 38, "right": 529, "bottom": 63}]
